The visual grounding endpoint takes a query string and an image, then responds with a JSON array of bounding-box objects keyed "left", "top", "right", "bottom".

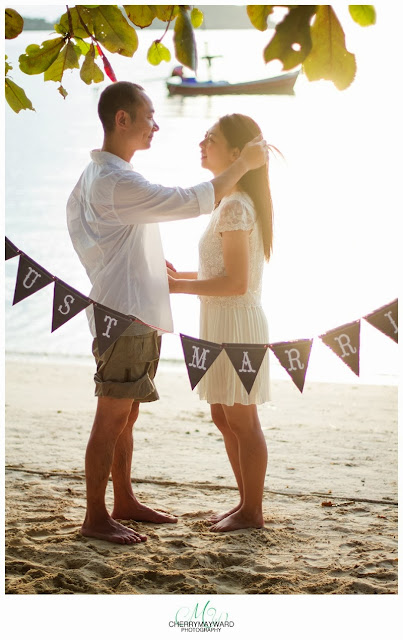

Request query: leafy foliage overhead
[{"left": 4, "top": 4, "right": 377, "bottom": 113}]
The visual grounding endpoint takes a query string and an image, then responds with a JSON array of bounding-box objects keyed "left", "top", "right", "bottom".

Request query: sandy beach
[{"left": 4, "top": 357, "right": 398, "bottom": 599}]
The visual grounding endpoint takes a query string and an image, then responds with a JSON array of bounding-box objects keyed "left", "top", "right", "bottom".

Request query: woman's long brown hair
[{"left": 218, "top": 114, "right": 273, "bottom": 262}]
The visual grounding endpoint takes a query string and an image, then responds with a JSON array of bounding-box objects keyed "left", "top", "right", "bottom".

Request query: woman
[{"left": 168, "top": 114, "right": 273, "bottom": 532}]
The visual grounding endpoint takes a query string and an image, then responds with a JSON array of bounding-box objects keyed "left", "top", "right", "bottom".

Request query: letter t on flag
[
  {"left": 94, "top": 303, "right": 133, "bottom": 356},
  {"left": 180, "top": 334, "right": 223, "bottom": 389}
]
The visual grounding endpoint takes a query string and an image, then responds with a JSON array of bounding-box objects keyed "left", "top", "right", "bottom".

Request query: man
[{"left": 67, "top": 81, "right": 268, "bottom": 544}]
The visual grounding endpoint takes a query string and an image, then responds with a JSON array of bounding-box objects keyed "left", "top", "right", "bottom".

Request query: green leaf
[
  {"left": 19, "top": 37, "right": 66, "bottom": 75},
  {"left": 264, "top": 5, "right": 316, "bottom": 69},
  {"left": 174, "top": 7, "right": 197, "bottom": 71},
  {"left": 80, "top": 43, "right": 104, "bottom": 84},
  {"left": 58, "top": 85, "right": 68, "bottom": 99},
  {"left": 246, "top": 5, "right": 273, "bottom": 32},
  {"left": 304, "top": 6, "right": 357, "bottom": 90},
  {"left": 74, "top": 37, "right": 92, "bottom": 56},
  {"left": 5, "top": 78, "right": 35, "bottom": 112},
  {"left": 155, "top": 6, "right": 180, "bottom": 22},
  {"left": 5, "top": 7, "right": 24, "bottom": 39},
  {"left": 5, "top": 55, "right": 12, "bottom": 75},
  {"left": 44, "top": 42, "right": 81, "bottom": 83},
  {"left": 89, "top": 5, "right": 138, "bottom": 57},
  {"left": 55, "top": 6, "right": 93, "bottom": 38},
  {"left": 348, "top": 5, "right": 376, "bottom": 27},
  {"left": 147, "top": 40, "right": 171, "bottom": 65},
  {"left": 124, "top": 5, "right": 157, "bottom": 28},
  {"left": 190, "top": 8, "right": 203, "bottom": 29}
]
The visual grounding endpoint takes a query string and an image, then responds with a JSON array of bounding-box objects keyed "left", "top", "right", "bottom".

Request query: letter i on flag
[
  {"left": 180, "top": 334, "right": 223, "bottom": 389},
  {"left": 13, "top": 254, "right": 54, "bottom": 305},
  {"left": 94, "top": 303, "right": 133, "bottom": 355},
  {"left": 223, "top": 343, "right": 268, "bottom": 394},
  {"left": 320, "top": 320, "right": 360, "bottom": 376},
  {"left": 364, "top": 299, "right": 398, "bottom": 343},
  {"left": 269, "top": 339, "right": 313, "bottom": 393},
  {"left": 52, "top": 281, "right": 92, "bottom": 332}
]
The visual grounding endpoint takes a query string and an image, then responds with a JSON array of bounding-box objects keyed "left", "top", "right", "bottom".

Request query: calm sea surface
[{"left": 4, "top": 20, "right": 400, "bottom": 384}]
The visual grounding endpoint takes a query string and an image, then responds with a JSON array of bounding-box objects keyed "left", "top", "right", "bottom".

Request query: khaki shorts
[{"left": 92, "top": 331, "right": 161, "bottom": 400}]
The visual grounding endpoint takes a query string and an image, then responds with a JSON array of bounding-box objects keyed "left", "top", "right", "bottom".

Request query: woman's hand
[
  {"left": 166, "top": 260, "right": 176, "bottom": 272},
  {"left": 168, "top": 274, "right": 182, "bottom": 293},
  {"left": 167, "top": 267, "right": 178, "bottom": 279}
]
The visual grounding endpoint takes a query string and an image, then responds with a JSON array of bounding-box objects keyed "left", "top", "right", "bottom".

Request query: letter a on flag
[
  {"left": 320, "top": 320, "right": 360, "bottom": 376},
  {"left": 223, "top": 343, "right": 268, "bottom": 394},
  {"left": 94, "top": 303, "right": 133, "bottom": 356},
  {"left": 180, "top": 334, "right": 223, "bottom": 389},
  {"left": 269, "top": 339, "right": 313, "bottom": 393},
  {"left": 52, "top": 281, "right": 92, "bottom": 332},
  {"left": 13, "top": 254, "right": 54, "bottom": 305},
  {"left": 5, "top": 237, "right": 19, "bottom": 261},
  {"left": 364, "top": 299, "right": 398, "bottom": 343}
]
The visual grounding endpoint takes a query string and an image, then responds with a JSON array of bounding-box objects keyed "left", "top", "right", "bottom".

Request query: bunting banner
[
  {"left": 364, "top": 299, "right": 398, "bottom": 343},
  {"left": 93, "top": 303, "right": 134, "bottom": 356},
  {"left": 269, "top": 339, "right": 313, "bottom": 393},
  {"left": 223, "top": 343, "right": 268, "bottom": 394},
  {"left": 180, "top": 334, "right": 223, "bottom": 390},
  {"left": 5, "top": 237, "right": 19, "bottom": 261},
  {"left": 52, "top": 281, "right": 92, "bottom": 332},
  {"left": 13, "top": 254, "right": 54, "bottom": 306},
  {"left": 320, "top": 320, "right": 361, "bottom": 377},
  {"left": 4, "top": 237, "right": 399, "bottom": 395}
]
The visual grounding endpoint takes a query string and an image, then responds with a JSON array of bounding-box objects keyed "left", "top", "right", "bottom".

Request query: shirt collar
[{"left": 90, "top": 150, "right": 133, "bottom": 170}]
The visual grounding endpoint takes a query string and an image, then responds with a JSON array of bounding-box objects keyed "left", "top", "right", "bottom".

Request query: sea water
[{"left": 4, "top": 19, "right": 400, "bottom": 385}]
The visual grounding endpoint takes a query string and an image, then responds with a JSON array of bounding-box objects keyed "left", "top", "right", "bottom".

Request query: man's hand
[
  {"left": 166, "top": 260, "right": 176, "bottom": 272},
  {"left": 240, "top": 134, "right": 269, "bottom": 171}
]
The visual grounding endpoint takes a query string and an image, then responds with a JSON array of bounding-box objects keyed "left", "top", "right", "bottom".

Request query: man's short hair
[{"left": 98, "top": 81, "right": 145, "bottom": 133}]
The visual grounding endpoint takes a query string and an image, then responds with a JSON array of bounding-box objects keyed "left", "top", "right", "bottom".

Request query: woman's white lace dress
[{"left": 197, "top": 191, "right": 270, "bottom": 406}]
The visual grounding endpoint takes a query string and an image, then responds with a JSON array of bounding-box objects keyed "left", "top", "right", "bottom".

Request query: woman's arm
[
  {"left": 168, "top": 229, "right": 249, "bottom": 296},
  {"left": 168, "top": 268, "right": 198, "bottom": 280}
]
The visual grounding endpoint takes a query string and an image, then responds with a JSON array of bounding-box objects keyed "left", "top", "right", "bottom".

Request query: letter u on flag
[
  {"left": 52, "top": 281, "right": 92, "bottom": 332},
  {"left": 13, "top": 254, "right": 54, "bottom": 305},
  {"left": 364, "top": 299, "right": 398, "bottom": 343},
  {"left": 180, "top": 334, "right": 223, "bottom": 389},
  {"left": 320, "top": 320, "right": 360, "bottom": 376},
  {"left": 269, "top": 339, "right": 313, "bottom": 393},
  {"left": 223, "top": 343, "right": 268, "bottom": 395},
  {"left": 93, "top": 303, "right": 133, "bottom": 356}
]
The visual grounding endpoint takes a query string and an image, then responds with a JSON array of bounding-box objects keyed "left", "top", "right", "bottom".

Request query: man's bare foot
[
  {"left": 81, "top": 515, "right": 147, "bottom": 544},
  {"left": 209, "top": 509, "right": 264, "bottom": 533},
  {"left": 112, "top": 499, "right": 178, "bottom": 524},
  {"left": 207, "top": 503, "right": 242, "bottom": 523}
]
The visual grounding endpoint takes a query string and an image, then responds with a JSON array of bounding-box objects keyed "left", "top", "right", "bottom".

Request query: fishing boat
[{"left": 166, "top": 70, "right": 299, "bottom": 97}]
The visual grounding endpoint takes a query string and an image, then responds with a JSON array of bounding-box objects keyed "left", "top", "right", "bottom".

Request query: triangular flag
[
  {"left": 269, "top": 339, "right": 313, "bottom": 393},
  {"left": 180, "top": 334, "right": 223, "bottom": 390},
  {"left": 364, "top": 299, "right": 398, "bottom": 343},
  {"left": 52, "top": 280, "right": 91, "bottom": 332},
  {"left": 93, "top": 303, "right": 133, "bottom": 356},
  {"left": 223, "top": 343, "right": 268, "bottom": 395},
  {"left": 5, "top": 237, "right": 19, "bottom": 261},
  {"left": 320, "top": 320, "right": 360, "bottom": 376},
  {"left": 13, "top": 254, "right": 54, "bottom": 305}
]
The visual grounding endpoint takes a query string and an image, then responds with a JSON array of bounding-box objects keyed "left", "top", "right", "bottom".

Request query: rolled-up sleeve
[{"left": 113, "top": 171, "right": 214, "bottom": 225}]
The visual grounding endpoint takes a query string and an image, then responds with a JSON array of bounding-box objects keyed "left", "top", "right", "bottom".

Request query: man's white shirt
[{"left": 66, "top": 150, "right": 214, "bottom": 335}]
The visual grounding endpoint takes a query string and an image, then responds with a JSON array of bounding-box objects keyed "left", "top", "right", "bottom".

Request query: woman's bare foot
[
  {"left": 81, "top": 515, "right": 147, "bottom": 544},
  {"left": 207, "top": 503, "right": 242, "bottom": 523},
  {"left": 112, "top": 499, "right": 178, "bottom": 524},
  {"left": 209, "top": 509, "right": 264, "bottom": 533}
]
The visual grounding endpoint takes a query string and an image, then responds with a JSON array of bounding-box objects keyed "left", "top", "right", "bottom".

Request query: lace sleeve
[{"left": 214, "top": 197, "right": 256, "bottom": 234}]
